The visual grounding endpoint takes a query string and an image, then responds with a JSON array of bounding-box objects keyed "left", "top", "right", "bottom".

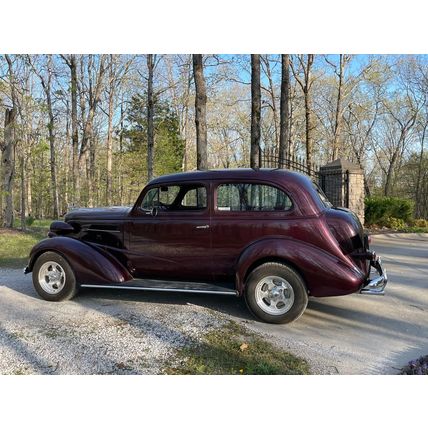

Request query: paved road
[
  {"left": 0, "top": 233, "right": 427, "bottom": 374},
  {"left": 234, "top": 233, "right": 428, "bottom": 374}
]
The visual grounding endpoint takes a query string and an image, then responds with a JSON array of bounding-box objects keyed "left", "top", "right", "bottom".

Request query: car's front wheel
[
  {"left": 245, "top": 262, "right": 308, "bottom": 324},
  {"left": 32, "top": 251, "right": 79, "bottom": 301}
]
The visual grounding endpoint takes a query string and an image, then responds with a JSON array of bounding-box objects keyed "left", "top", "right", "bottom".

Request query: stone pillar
[{"left": 319, "top": 159, "right": 365, "bottom": 225}]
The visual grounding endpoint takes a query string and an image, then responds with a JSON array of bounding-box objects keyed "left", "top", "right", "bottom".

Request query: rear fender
[
  {"left": 26, "top": 237, "right": 132, "bottom": 285},
  {"left": 235, "top": 238, "right": 365, "bottom": 297}
]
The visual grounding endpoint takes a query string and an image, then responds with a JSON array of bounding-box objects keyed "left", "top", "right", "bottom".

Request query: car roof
[{"left": 149, "top": 168, "right": 311, "bottom": 186}]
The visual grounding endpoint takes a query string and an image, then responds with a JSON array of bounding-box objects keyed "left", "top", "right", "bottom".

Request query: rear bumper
[{"left": 360, "top": 256, "right": 388, "bottom": 295}]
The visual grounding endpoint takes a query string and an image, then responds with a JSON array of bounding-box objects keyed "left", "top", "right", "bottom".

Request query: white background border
[{"left": 0, "top": 1, "right": 426, "bottom": 426}]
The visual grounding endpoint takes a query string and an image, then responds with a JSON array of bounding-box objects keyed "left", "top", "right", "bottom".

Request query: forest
[{"left": 0, "top": 54, "right": 427, "bottom": 228}]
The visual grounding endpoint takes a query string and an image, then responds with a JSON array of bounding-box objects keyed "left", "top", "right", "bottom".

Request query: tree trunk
[
  {"left": 30, "top": 55, "right": 59, "bottom": 217},
  {"left": 192, "top": 54, "right": 208, "bottom": 170},
  {"left": 262, "top": 55, "right": 279, "bottom": 151},
  {"left": 20, "top": 156, "right": 26, "bottom": 230},
  {"left": 147, "top": 54, "right": 155, "bottom": 181},
  {"left": 106, "top": 56, "right": 115, "bottom": 203},
  {"left": 304, "top": 87, "right": 314, "bottom": 174},
  {"left": 2, "top": 107, "right": 17, "bottom": 228},
  {"left": 70, "top": 54, "right": 79, "bottom": 205},
  {"left": 79, "top": 55, "right": 106, "bottom": 205},
  {"left": 47, "top": 92, "right": 59, "bottom": 218},
  {"left": 384, "top": 148, "right": 400, "bottom": 196},
  {"left": 290, "top": 55, "right": 315, "bottom": 173},
  {"left": 1, "top": 55, "right": 18, "bottom": 228},
  {"left": 332, "top": 54, "right": 345, "bottom": 161},
  {"left": 250, "top": 54, "right": 261, "bottom": 168},
  {"left": 415, "top": 122, "right": 426, "bottom": 217},
  {"left": 279, "top": 54, "right": 290, "bottom": 166},
  {"left": 119, "top": 98, "right": 124, "bottom": 205}
]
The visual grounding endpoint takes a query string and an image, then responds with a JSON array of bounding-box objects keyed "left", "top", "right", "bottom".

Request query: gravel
[{"left": 0, "top": 268, "right": 226, "bottom": 375}]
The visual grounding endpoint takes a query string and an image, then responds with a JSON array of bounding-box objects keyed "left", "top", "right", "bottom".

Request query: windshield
[{"left": 313, "top": 183, "right": 333, "bottom": 208}]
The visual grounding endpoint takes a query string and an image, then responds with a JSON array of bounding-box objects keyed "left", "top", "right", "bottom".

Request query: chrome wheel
[
  {"left": 38, "top": 261, "right": 66, "bottom": 295},
  {"left": 255, "top": 275, "right": 295, "bottom": 316}
]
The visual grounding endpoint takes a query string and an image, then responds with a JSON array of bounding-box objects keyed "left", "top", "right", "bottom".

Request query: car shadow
[{"left": 76, "top": 287, "right": 255, "bottom": 321}]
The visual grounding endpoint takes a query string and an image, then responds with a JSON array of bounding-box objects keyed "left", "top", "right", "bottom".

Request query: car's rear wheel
[
  {"left": 245, "top": 262, "right": 308, "bottom": 324},
  {"left": 32, "top": 251, "right": 79, "bottom": 301}
]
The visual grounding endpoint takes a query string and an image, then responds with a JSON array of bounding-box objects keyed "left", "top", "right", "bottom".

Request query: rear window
[
  {"left": 313, "top": 183, "right": 332, "bottom": 208},
  {"left": 216, "top": 183, "right": 292, "bottom": 212}
]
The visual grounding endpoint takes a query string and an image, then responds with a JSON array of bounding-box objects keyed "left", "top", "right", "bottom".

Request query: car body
[{"left": 25, "top": 168, "right": 387, "bottom": 323}]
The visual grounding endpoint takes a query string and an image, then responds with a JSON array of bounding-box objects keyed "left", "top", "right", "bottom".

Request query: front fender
[
  {"left": 235, "top": 237, "right": 365, "bottom": 297},
  {"left": 26, "top": 237, "right": 133, "bottom": 285}
]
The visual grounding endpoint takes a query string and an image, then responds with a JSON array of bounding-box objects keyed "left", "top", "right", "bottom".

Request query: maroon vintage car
[{"left": 25, "top": 169, "right": 387, "bottom": 323}]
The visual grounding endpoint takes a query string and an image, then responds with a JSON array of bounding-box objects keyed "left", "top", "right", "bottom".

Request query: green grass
[
  {"left": 0, "top": 227, "right": 48, "bottom": 268},
  {"left": 13, "top": 218, "right": 56, "bottom": 228},
  {"left": 165, "top": 321, "right": 310, "bottom": 375},
  {"left": 400, "top": 226, "right": 428, "bottom": 233}
]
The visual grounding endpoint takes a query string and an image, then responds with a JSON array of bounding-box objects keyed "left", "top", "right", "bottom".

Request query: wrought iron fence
[
  {"left": 260, "top": 147, "right": 320, "bottom": 180},
  {"left": 260, "top": 148, "right": 352, "bottom": 209}
]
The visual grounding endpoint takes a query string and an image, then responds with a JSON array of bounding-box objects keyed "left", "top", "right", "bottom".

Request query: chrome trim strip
[
  {"left": 80, "top": 284, "right": 238, "bottom": 296},
  {"left": 83, "top": 228, "right": 121, "bottom": 233}
]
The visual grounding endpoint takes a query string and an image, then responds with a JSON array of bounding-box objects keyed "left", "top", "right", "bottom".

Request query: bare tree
[
  {"left": 78, "top": 55, "right": 106, "bottom": 206},
  {"left": 192, "top": 54, "right": 208, "bottom": 170},
  {"left": 61, "top": 54, "right": 79, "bottom": 205},
  {"left": 147, "top": 54, "right": 155, "bottom": 181},
  {"left": 250, "top": 54, "right": 261, "bottom": 168},
  {"left": 260, "top": 55, "right": 279, "bottom": 150},
  {"left": 325, "top": 54, "right": 352, "bottom": 160},
  {"left": 1, "top": 55, "right": 19, "bottom": 228},
  {"left": 291, "top": 54, "right": 315, "bottom": 172},
  {"left": 28, "top": 55, "right": 60, "bottom": 218},
  {"left": 279, "top": 54, "right": 290, "bottom": 165}
]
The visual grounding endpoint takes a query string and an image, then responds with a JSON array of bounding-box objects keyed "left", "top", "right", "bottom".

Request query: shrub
[
  {"left": 25, "top": 215, "right": 35, "bottom": 226},
  {"left": 380, "top": 217, "right": 406, "bottom": 229},
  {"left": 365, "top": 196, "right": 414, "bottom": 226},
  {"left": 414, "top": 218, "right": 428, "bottom": 228}
]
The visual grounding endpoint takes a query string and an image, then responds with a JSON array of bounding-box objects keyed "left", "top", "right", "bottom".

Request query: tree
[
  {"left": 147, "top": 54, "right": 155, "bottom": 181},
  {"left": 78, "top": 55, "right": 106, "bottom": 206},
  {"left": 291, "top": 54, "right": 315, "bottom": 172},
  {"left": 260, "top": 55, "right": 279, "bottom": 151},
  {"left": 1, "top": 55, "right": 19, "bottom": 228},
  {"left": 192, "top": 54, "right": 208, "bottom": 170},
  {"left": 325, "top": 54, "right": 352, "bottom": 161},
  {"left": 123, "top": 93, "right": 184, "bottom": 179},
  {"left": 101, "top": 55, "right": 133, "bottom": 204},
  {"left": 61, "top": 54, "right": 79, "bottom": 205},
  {"left": 279, "top": 54, "right": 290, "bottom": 165},
  {"left": 29, "top": 55, "right": 60, "bottom": 218},
  {"left": 250, "top": 54, "right": 261, "bottom": 168}
]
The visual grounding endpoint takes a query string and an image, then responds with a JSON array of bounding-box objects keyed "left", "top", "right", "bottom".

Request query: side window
[
  {"left": 141, "top": 185, "right": 207, "bottom": 211},
  {"left": 141, "top": 187, "right": 159, "bottom": 210},
  {"left": 216, "top": 183, "right": 292, "bottom": 212},
  {"left": 181, "top": 187, "right": 207, "bottom": 209},
  {"left": 159, "top": 186, "right": 180, "bottom": 205}
]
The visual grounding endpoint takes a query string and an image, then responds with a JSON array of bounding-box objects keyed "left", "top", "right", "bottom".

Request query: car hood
[{"left": 65, "top": 206, "right": 132, "bottom": 221}]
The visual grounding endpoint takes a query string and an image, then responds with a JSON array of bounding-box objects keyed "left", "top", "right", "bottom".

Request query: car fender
[
  {"left": 235, "top": 237, "right": 365, "bottom": 297},
  {"left": 26, "top": 237, "right": 133, "bottom": 285}
]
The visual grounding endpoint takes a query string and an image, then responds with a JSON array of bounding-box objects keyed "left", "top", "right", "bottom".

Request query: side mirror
[{"left": 151, "top": 207, "right": 158, "bottom": 217}]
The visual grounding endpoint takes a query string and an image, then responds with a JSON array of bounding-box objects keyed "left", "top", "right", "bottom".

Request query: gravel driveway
[
  {"left": 0, "top": 270, "right": 226, "bottom": 375},
  {"left": 1, "top": 233, "right": 427, "bottom": 374}
]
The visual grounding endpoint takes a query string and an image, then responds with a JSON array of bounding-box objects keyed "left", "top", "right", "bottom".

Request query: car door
[
  {"left": 127, "top": 182, "right": 213, "bottom": 281},
  {"left": 210, "top": 180, "right": 295, "bottom": 281}
]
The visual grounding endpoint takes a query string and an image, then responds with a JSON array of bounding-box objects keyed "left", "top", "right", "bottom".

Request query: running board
[{"left": 80, "top": 279, "right": 238, "bottom": 296}]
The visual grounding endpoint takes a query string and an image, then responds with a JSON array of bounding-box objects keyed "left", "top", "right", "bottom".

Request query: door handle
[{"left": 195, "top": 225, "right": 210, "bottom": 229}]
